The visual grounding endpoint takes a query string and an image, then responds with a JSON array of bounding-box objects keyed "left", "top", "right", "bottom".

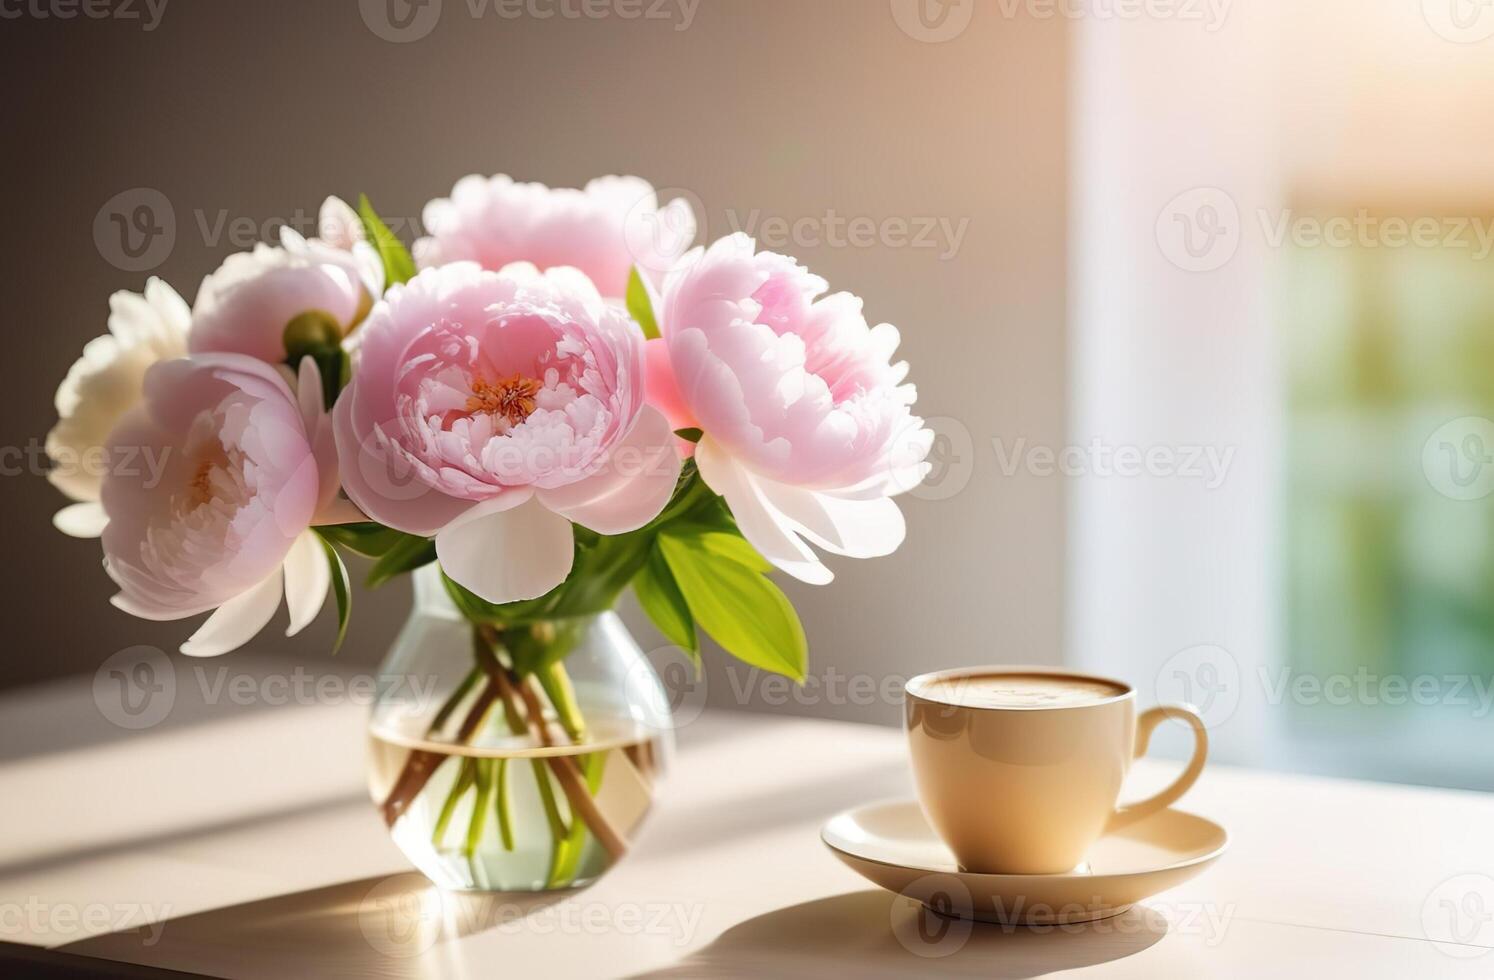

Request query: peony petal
[
  {"left": 656, "top": 233, "right": 931, "bottom": 491},
  {"left": 318, "top": 195, "right": 365, "bottom": 250},
  {"left": 189, "top": 244, "right": 367, "bottom": 363},
  {"left": 643, "top": 337, "right": 698, "bottom": 457},
  {"left": 538, "top": 406, "right": 681, "bottom": 534},
  {"left": 436, "top": 496, "right": 573, "bottom": 604},
  {"left": 180, "top": 569, "right": 285, "bottom": 657},
  {"left": 332, "top": 389, "right": 476, "bottom": 536},
  {"left": 751, "top": 477, "right": 907, "bottom": 559},
  {"left": 694, "top": 436, "right": 832, "bottom": 585},
  {"left": 282, "top": 530, "right": 330, "bottom": 637},
  {"left": 295, "top": 356, "right": 324, "bottom": 438},
  {"left": 414, "top": 173, "right": 690, "bottom": 299},
  {"left": 350, "top": 241, "right": 386, "bottom": 300},
  {"left": 53, "top": 502, "right": 108, "bottom": 538},
  {"left": 293, "top": 355, "right": 343, "bottom": 518}
]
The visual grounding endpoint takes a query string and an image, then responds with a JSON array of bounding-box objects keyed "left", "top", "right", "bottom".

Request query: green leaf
[
  {"left": 317, "top": 522, "right": 416, "bottom": 558},
  {"left": 315, "top": 532, "right": 353, "bottom": 655},
  {"left": 552, "top": 526, "right": 656, "bottom": 617},
  {"left": 626, "top": 267, "right": 660, "bottom": 340},
  {"left": 357, "top": 194, "right": 417, "bottom": 288},
  {"left": 633, "top": 548, "right": 697, "bottom": 655},
  {"left": 674, "top": 427, "right": 703, "bottom": 444},
  {"left": 658, "top": 531, "right": 807, "bottom": 681},
  {"left": 662, "top": 525, "right": 771, "bottom": 573},
  {"left": 653, "top": 483, "right": 771, "bottom": 572},
  {"left": 366, "top": 533, "right": 436, "bottom": 588}
]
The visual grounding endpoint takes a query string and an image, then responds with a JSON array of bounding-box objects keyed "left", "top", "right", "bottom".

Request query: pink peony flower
[
  {"left": 414, "top": 174, "right": 696, "bottom": 297},
  {"left": 334, "top": 261, "right": 681, "bottom": 603},
  {"left": 102, "top": 355, "right": 343, "bottom": 656},
  {"left": 188, "top": 232, "right": 378, "bottom": 364},
  {"left": 649, "top": 233, "right": 933, "bottom": 584}
]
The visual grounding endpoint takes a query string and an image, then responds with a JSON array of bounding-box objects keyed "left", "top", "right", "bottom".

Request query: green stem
[
  {"left": 547, "top": 751, "right": 608, "bottom": 888},
  {"left": 477, "top": 623, "right": 572, "bottom": 873},
  {"left": 531, "top": 758, "right": 568, "bottom": 836},
  {"left": 537, "top": 661, "right": 586, "bottom": 741},
  {"left": 431, "top": 757, "right": 477, "bottom": 848},
  {"left": 457, "top": 621, "right": 614, "bottom": 889},
  {"left": 430, "top": 667, "right": 481, "bottom": 735},
  {"left": 465, "top": 759, "right": 496, "bottom": 879},
  {"left": 495, "top": 758, "right": 515, "bottom": 851},
  {"left": 531, "top": 759, "right": 568, "bottom": 838}
]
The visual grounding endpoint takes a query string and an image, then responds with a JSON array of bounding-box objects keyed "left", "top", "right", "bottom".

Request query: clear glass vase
[{"left": 367, "top": 565, "right": 674, "bottom": 892}]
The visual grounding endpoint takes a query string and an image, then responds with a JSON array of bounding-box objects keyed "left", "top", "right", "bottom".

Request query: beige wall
[{"left": 3, "top": 1, "right": 1068, "bottom": 717}]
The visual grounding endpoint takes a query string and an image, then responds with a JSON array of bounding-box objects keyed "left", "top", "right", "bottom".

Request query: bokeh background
[{"left": 6, "top": 0, "right": 1494, "bottom": 790}]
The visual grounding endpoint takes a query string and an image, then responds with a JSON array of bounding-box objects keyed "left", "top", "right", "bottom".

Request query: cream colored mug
[{"left": 904, "top": 667, "right": 1208, "bottom": 875}]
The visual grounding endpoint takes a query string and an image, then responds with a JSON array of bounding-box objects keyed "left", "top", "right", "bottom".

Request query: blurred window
[{"left": 1283, "top": 205, "right": 1494, "bottom": 787}]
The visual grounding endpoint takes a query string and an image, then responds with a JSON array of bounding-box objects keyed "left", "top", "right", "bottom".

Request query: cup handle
[{"left": 1109, "top": 704, "right": 1208, "bottom": 829}]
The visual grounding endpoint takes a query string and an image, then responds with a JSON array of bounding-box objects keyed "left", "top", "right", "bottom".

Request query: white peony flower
[{"left": 47, "top": 278, "right": 190, "bottom": 538}]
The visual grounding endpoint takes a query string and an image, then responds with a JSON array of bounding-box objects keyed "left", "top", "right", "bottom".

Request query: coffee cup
[{"left": 904, "top": 667, "right": 1207, "bottom": 875}]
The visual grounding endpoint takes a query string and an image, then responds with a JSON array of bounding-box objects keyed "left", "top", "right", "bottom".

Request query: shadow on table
[
  {"left": 632, "top": 890, "right": 1167, "bottom": 979},
  {"left": 60, "top": 872, "right": 577, "bottom": 979}
]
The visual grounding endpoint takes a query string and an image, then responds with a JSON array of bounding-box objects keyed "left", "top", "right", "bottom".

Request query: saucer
[{"left": 821, "top": 799, "right": 1227, "bottom": 925}]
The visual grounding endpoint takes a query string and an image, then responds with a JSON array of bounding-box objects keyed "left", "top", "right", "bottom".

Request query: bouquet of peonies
[
  {"left": 49, "top": 174, "right": 931, "bottom": 673},
  {"left": 49, "top": 175, "right": 933, "bottom": 889}
]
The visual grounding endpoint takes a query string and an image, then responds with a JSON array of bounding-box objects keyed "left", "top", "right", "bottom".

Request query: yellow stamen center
[
  {"left": 466, "top": 373, "right": 542, "bottom": 426},
  {"left": 189, "top": 458, "right": 216, "bottom": 507}
]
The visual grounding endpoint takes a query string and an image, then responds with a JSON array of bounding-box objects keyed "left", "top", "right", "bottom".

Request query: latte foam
[{"left": 917, "top": 673, "right": 1125, "bottom": 709}]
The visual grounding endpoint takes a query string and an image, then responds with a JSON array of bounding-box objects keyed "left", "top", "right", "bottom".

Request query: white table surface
[{"left": 3, "top": 656, "right": 1494, "bottom": 978}]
